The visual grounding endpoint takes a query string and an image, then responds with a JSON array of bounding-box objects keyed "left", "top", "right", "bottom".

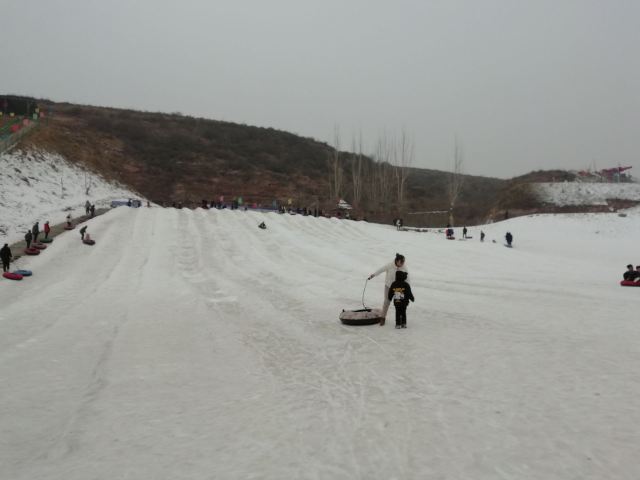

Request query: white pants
[{"left": 382, "top": 286, "right": 391, "bottom": 317}]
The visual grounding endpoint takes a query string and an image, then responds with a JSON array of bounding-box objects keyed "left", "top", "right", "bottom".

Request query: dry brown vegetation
[{"left": 16, "top": 99, "right": 552, "bottom": 226}]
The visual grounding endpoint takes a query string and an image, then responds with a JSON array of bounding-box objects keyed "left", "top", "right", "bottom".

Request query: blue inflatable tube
[{"left": 13, "top": 270, "right": 32, "bottom": 277}]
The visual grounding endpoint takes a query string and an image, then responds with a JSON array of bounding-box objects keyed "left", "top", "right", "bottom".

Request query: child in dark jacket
[{"left": 387, "top": 271, "right": 415, "bottom": 328}]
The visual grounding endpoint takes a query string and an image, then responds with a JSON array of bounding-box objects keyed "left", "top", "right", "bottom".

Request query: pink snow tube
[
  {"left": 620, "top": 280, "right": 640, "bottom": 287},
  {"left": 24, "top": 247, "right": 40, "bottom": 255},
  {"left": 2, "top": 272, "right": 23, "bottom": 281}
]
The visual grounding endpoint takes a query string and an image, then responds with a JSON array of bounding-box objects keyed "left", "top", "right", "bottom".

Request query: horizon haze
[{"left": 1, "top": 0, "right": 638, "bottom": 179}]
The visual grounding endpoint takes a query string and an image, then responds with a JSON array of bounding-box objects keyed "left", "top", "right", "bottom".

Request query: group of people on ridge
[
  {"left": 85, "top": 201, "right": 96, "bottom": 218},
  {"left": 24, "top": 221, "right": 51, "bottom": 248}
]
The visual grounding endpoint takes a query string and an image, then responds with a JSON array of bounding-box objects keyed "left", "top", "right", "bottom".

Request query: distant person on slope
[
  {"left": 258, "top": 222, "right": 267, "bottom": 230},
  {"left": 368, "top": 253, "right": 410, "bottom": 325},
  {"left": 505, "top": 232, "right": 513, "bottom": 246},
  {"left": 66, "top": 214, "right": 72, "bottom": 227},
  {"left": 623, "top": 264, "right": 639, "bottom": 281},
  {"left": 79, "top": 225, "right": 87, "bottom": 240},
  {"left": 90, "top": 205, "right": 96, "bottom": 218},
  {"left": 1, "top": 243, "right": 12, "bottom": 272},
  {"left": 463, "top": 226, "right": 468, "bottom": 239},
  {"left": 445, "top": 225, "right": 454, "bottom": 239},
  {"left": 44, "top": 221, "right": 51, "bottom": 239},
  {"left": 85, "top": 200, "right": 91, "bottom": 215},
  {"left": 388, "top": 271, "right": 415, "bottom": 329},
  {"left": 480, "top": 230, "right": 485, "bottom": 242},
  {"left": 32, "top": 222, "right": 40, "bottom": 242},
  {"left": 25, "top": 230, "right": 33, "bottom": 249}
]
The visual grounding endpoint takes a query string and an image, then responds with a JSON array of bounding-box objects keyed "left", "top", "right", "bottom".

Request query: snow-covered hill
[
  {"left": 0, "top": 149, "right": 140, "bottom": 243},
  {"left": 535, "top": 181, "right": 640, "bottom": 206},
  {"left": 1, "top": 208, "right": 639, "bottom": 479}
]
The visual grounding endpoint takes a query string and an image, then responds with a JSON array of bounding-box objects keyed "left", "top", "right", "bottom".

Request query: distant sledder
[
  {"left": 621, "top": 264, "right": 640, "bottom": 287},
  {"left": 445, "top": 225, "right": 455, "bottom": 240},
  {"left": 505, "top": 232, "right": 513, "bottom": 247},
  {"left": 258, "top": 222, "right": 267, "bottom": 230},
  {"left": 65, "top": 214, "right": 74, "bottom": 230},
  {"left": 80, "top": 226, "right": 95, "bottom": 245}
]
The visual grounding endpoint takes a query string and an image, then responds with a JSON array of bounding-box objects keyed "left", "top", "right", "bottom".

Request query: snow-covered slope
[
  {"left": 1, "top": 208, "right": 639, "bottom": 479},
  {"left": 535, "top": 181, "right": 640, "bottom": 206},
  {"left": 0, "top": 149, "right": 140, "bottom": 243}
]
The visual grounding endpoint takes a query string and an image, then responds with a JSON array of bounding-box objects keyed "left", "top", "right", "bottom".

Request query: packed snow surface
[
  {"left": 0, "top": 149, "right": 140, "bottom": 243},
  {"left": 1, "top": 208, "right": 639, "bottom": 480},
  {"left": 535, "top": 182, "right": 640, "bottom": 206}
]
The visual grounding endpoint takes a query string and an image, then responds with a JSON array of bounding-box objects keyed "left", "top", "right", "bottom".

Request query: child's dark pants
[{"left": 395, "top": 305, "right": 407, "bottom": 327}]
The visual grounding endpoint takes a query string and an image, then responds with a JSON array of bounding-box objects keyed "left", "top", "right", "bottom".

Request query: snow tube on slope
[
  {"left": 64, "top": 225, "right": 75, "bottom": 230},
  {"left": 83, "top": 239, "right": 96, "bottom": 245},
  {"left": 446, "top": 237, "right": 455, "bottom": 240},
  {"left": 339, "top": 308, "right": 384, "bottom": 326},
  {"left": 41, "top": 238, "right": 53, "bottom": 243},
  {"left": 3, "top": 272, "right": 23, "bottom": 280},
  {"left": 620, "top": 280, "right": 640, "bottom": 287},
  {"left": 13, "top": 270, "right": 32, "bottom": 276},
  {"left": 24, "top": 248, "right": 40, "bottom": 255},
  {"left": 32, "top": 243, "right": 47, "bottom": 250}
]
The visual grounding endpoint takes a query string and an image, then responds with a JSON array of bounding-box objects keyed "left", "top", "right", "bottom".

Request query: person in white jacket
[{"left": 368, "top": 253, "right": 410, "bottom": 325}]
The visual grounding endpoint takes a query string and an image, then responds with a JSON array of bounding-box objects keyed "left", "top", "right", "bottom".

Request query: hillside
[
  {"left": 7, "top": 98, "right": 639, "bottom": 226},
  {"left": 0, "top": 148, "right": 138, "bottom": 243},
  {"left": 13, "top": 100, "right": 506, "bottom": 226}
]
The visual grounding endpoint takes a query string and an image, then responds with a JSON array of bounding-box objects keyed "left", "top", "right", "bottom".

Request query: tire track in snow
[{"left": 184, "top": 210, "right": 434, "bottom": 477}]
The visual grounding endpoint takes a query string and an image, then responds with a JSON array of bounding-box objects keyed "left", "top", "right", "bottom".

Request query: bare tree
[
  {"left": 448, "top": 136, "right": 465, "bottom": 225},
  {"left": 393, "top": 129, "right": 414, "bottom": 214},
  {"left": 350, "top": 131, "right": 364, "bottom": 208},
  {"left": 370, "top": 134, "right": 395, "bottom": 213},
  {"left": 327, "top": 125, "right": 343, "bottom": 203}
]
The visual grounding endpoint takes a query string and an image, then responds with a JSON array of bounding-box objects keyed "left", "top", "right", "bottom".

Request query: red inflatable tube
[
  {"left": 2, "top": 272, "right": 23, "bottom": 280},
  {"left": 33, "top": 243, "right": 47, "bottom": 250},
  {"left": 83, "top": 239, "right": 96, "bottom": 245},
  {"left": 620, "top": 280, "right": 640, "bottom": 287},
  {"left": 24, "top": 247, "right": 41, "bottom": 255}
]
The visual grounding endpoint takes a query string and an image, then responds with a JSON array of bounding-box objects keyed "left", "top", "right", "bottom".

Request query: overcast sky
[{"left": 2, "top": 0, "right": 638, "bottom": 178}]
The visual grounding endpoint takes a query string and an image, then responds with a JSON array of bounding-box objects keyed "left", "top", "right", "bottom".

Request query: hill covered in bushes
[{"left": 12, "top": 98, "right": 550, "bottom": 225}]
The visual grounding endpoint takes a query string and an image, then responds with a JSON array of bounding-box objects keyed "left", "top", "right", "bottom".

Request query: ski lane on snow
[{"left": 1, "top": 207, "right": 639, "bottom": 479}]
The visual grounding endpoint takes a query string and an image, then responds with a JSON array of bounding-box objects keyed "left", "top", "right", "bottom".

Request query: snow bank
[
  {"left": 0, "top": 149, "right": 140, "bottom": 243},
  {"left": 535, "top": 182, "right": 640, "bottom": 206}
]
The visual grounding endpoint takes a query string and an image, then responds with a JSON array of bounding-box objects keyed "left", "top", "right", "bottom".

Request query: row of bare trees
[
  {"left": 328, "top": 127, "right": 415, "bottom": 215},
  {"left": 327, "top": 127, "right": 466, "bottom": 224}
]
